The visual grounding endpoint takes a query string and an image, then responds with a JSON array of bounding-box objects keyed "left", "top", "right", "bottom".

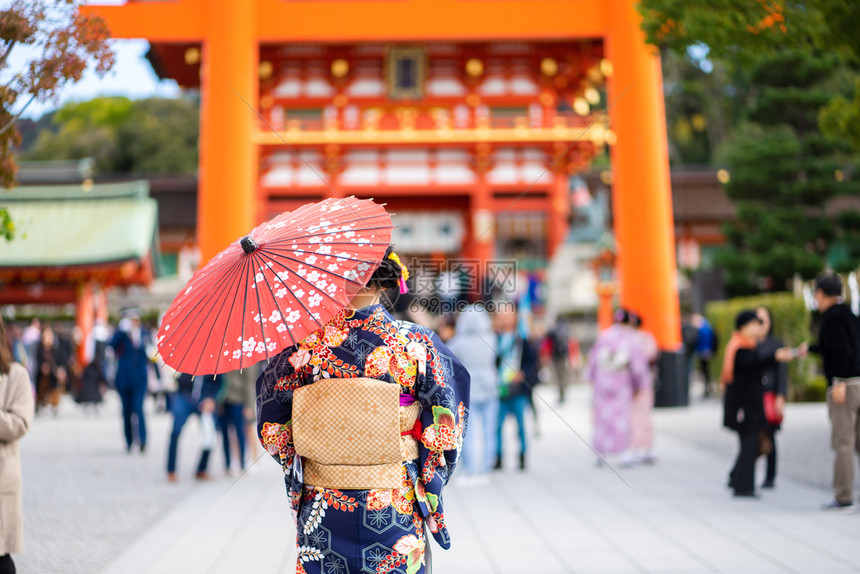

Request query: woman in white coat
[{"left": 0, "top": 316, "right": 35, "bottom": 574}]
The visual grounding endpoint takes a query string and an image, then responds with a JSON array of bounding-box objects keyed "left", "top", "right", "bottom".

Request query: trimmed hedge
[{"left": 705, "top": 293, "right": 826, "bottom": 402}]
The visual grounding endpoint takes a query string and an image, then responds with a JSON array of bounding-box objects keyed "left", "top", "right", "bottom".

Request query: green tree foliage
[
  {"left": 661, "top": 49, "right": 737, "bottom": 165},
  {"left": 638, "top": 0, "right": 847, "bottom": 62},
  {"left": 714, "top": 51, "right": 858, "bottom": 293},
  {"left": 25, "top": 96, "right": 133, "bottom": 172},
  {"left": 25, "top": 96, "right": 199, "bottom": 175},
  {"left": 640, "top": 1, "right": 860, "bottom": 152},
  {"left": 829, "top": 210, "right": 860, "bottom": 272},
  {"left": 819, "top": 79, "right": 860, "bottom": 151},
  {"left": 117, "top": 98, "right": 200, "bottom": 174},
  {"left": 642, "top": 2, "right": 860, "bottom": 290}
]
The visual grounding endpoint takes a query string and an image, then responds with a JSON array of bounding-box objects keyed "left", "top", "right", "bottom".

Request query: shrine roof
[{"left": 0, "top": 180, "right": 158, "bottom": 269}]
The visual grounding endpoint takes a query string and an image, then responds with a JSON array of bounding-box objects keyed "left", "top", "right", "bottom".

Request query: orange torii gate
[{"left": 83, "top": 0, "right": 680, "bottom": 352}]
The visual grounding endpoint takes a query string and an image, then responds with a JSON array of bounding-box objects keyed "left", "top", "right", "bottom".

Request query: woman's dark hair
[
  {"left": 368, "top": 245, "right": 404, "bottom": 291},
  {"left": 614, "top": 308, "right": 632, "bottom": 325},
  {"left": 0, "top": 315, "right": 12, "bottom": 374},
  {"left": 757, "top": 306, "right": 775, "bottom": 336}
]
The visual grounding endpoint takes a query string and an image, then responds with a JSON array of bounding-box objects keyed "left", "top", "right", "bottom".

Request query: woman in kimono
[
  {"left": 257, "top": 247, "right": 470, "bottom": 574},
  {"left": 629, "top": 312, "right": 658, "bottom": 465},
  {"left": 584, "top": 309, "right": 649, "bottom": 466}
]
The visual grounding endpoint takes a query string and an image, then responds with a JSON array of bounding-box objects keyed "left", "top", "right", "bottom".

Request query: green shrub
[
  {"left": 794, "top": 374, "right": 828, "bottom": 402},
  {"left": 705, "top": 293, "right": 822, "bottom": 402}
]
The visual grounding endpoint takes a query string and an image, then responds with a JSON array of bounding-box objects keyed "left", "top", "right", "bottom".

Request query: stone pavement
[{"left": 18, "top": 383, "right": 860, "bottom": 574}]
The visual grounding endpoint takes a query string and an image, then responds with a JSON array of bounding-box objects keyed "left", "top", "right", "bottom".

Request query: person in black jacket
[
  {"left": 756, "top": 306, "right": 788, "bottom": 489},
  {"left": 723, "top": 310, "right": 795, "bottom": 498},
  {"left": 166, "top": 373, "right": 223, "bottom": 481},
  {"left": 34, "top": 326, "right": 64, "bottom": 414},
  {"left": 809, "top": 274, "right": 860, "bottom": 511},
  {"left": 492, "top": 306, "right": 538, "bottom": 471}
]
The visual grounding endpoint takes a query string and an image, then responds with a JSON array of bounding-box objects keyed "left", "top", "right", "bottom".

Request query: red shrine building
[
  {"left": 258, "top": 42, "right": 603, "bottom": 263},
  {"left": 84, "top": 0, "right": 681, "bottom": 351},
  {"left": 153, "top": 41, "right": 605, "bottom": 267}
]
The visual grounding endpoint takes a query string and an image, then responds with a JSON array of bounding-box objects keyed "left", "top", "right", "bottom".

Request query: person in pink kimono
[
  {"left": 629, "top": 311, "right": 658, "bottom": 465},
  {"left": 584, "top": 309, "right": 650, "bottom": 467}
]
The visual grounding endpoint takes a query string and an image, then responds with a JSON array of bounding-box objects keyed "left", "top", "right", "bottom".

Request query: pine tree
[{"left": 716, "top": 51, "right": 856, "bottom": 294}]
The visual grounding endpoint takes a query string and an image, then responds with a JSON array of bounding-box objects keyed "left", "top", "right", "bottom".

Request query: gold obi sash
[{"left": 292, "top": 377, "right": 421, "bottom": 490}]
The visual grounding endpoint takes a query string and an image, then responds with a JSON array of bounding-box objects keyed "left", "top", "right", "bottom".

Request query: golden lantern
[
  {"left": 184, "top": 47, "right": 200, "bottom": 65},
  {"left": 540, "top": 57, "right": 558, "bottom": 77},
  {"left": 259, "top": 61, "right": 273, "bottom": 80},
  {"left": 331, "top": 59, "right": 349, "bottom": 78},
  {"left": 600, "top": 58, "right": 613, "bottom": 77},
  {"left": 465, "top": 58, "right": 484, "bottom": 78}
]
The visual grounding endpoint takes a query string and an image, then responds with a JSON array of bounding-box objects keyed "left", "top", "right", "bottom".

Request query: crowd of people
[
  {"left": 436, "top": 304, "right": 584, "bottom": 480},
  {"left": 417, "top": 297, "right": 662, "bottom": 480},
  {"left": 5, "top": 319, "right": 77, "bottom": 416},
  {"left": 6, "top": 265, "right": 860, "bottom": 573},
  {"left": 718, "top": 272, "right": 860, "bottom": 509},
  {"left": 1, "top": 310, "right": 259, "bottom": 484}
]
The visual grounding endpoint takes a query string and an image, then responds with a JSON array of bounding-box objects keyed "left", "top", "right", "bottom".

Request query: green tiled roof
[{"left": 0, "top": 180, "right": 158, "bottom": 267}]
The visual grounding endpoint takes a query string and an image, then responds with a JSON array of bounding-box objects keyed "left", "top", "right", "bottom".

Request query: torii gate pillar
[
  {"left": 198, "top": 0, "right": 258, "bottom": 261},
  {"left": 606, "top": 0, "right": 681, "bottom": 351}
]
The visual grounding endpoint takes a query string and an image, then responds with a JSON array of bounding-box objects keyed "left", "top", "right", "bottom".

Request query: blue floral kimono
[{"left": 257, "top": 304, "right": 470, "bottom": 574}]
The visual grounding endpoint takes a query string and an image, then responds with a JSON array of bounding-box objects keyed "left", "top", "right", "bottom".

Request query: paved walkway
[{"left": 18, "top": 383, "right": 860, "bottom": 573}]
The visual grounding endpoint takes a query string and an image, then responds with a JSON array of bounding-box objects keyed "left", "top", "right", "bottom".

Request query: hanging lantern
[
  {"left": 331, "top": 58, "right": 349, "bottom": 78},
  {"left": 540, "top": 57, "right": 558, "bottom": 77},
  {"left": 465, "top": 58, "right": 484, "bottom": 77}
]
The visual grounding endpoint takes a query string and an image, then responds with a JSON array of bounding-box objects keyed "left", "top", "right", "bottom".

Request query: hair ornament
[{"left": 387, "top": 251, "right": 410, "bottom": 294}]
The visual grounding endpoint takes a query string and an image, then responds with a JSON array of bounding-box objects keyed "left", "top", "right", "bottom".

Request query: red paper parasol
[{"left": 157, "top": 197, "right": 393, "bottom": 375}]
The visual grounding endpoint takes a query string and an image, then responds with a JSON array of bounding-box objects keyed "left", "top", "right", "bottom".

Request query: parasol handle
[{"left": 240, "top": 236, "right": 258, "bottom": 254}]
